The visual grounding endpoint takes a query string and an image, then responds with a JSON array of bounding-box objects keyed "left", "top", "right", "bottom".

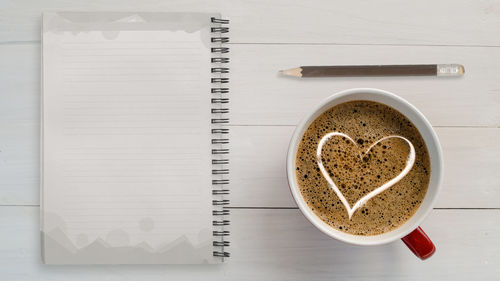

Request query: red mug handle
[{"left": 401, "top": 227, "right": 435, "bottom": 260}]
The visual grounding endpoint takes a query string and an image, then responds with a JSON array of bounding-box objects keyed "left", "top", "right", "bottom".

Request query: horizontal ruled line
[{"left": 62, "top": 53, "right": 202, "bottom": 56}]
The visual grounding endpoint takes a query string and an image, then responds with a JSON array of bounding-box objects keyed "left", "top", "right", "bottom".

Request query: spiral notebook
[{"left": 41, "top": 12, "right": 230, "bottom": 264}]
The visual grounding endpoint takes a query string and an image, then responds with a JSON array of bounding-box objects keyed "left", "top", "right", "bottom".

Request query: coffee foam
[
  {"left": 295, "top": 100, "right": 430, "bottom": 236},
  {"left": 317, "top": 133, "right": 415, "bottom": 219}
]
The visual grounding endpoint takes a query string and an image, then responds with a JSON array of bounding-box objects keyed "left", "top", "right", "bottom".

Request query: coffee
[{"left": 296, "top": 100, "right": 430, "bottom": 235}]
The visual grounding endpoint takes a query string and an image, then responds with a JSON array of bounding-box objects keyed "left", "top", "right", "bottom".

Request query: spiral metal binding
[{"left": 211, "top": 16, "right": 230, "bottom": 260}]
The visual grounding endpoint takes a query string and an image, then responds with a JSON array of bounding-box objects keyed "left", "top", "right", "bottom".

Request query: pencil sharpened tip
[{"left": 280, "top": 67, "right": 303, "bottom": 78}]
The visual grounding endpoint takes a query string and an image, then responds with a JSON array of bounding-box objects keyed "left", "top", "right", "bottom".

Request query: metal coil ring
[
  {"left": 211, "top": 88, "right": 229, "bottom": 93},
  {"left": 212, "top": 159, "right": 229, "bottom": 164},
  {"left": 213, "top": 241, "right": 230, "bottom": 246},
  {"left": 213, "top": 220, "right": 230, "bottom": 226},
  {"left": 211, "top": 58, "right": 230, "bottom": 64},
  {"left": 211, "top": 67, "right": 229, "bottom": 73},
  {"left": 213, "top": 231, "right": 230, "bottom": 236},
  {"left": 213, "top": 210, "right": 230, "bottom": 215},
  {"left": 213, "top": 251, "right": 230, "bottom": 257},
  {"left": 212, "top": 128, "right": 229, "bottom": 134},
  {"left": 211, "top": 108, "right": 229, "bottom": 114},
  {"left": 211, "top": 119, "right": 229, "bottom": 124},
  {"left": 212, "top": 159, "right": 229, "bottom": 165},
  {"left": 212, "top": 139, "right": 229, "bottom": 144},
  {"left": 212, "top": 169, "right": 229, "bottom": 175},
  {"left": 212, "top": 179, "right": 229, "bottom": 185},
  {"left": 212, "top": 149, "right": 229, "bottom": 154},
  {"left": 211, "top": 37, "right": 230, "bottom": 43},
  {"left": 211, "top": 98, "right": 229, "bottom": 103},
  {"left": 211, "top": 47, "right": 230, "bottom": 53},
  {"left": 211, "top": 77, "right": 229, "bottom": 83},
  {"left": 211, "top": 18, "right": 229, "bottom": 24},
  {"left": 211, "top": 27, "right": 229, "bottom": 33},
  {"left": 213, "top": 199, "right": 230, "bottom": 205},
  {"left": 212, "top": 189, "right": 230, "bottom": 195}
]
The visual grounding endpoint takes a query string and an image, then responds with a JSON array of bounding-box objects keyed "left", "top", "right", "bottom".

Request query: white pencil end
[{"left": 437, "top": 64, "right": 465, "bottom": 76}]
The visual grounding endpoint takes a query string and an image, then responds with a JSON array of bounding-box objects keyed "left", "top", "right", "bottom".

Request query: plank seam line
[
  {"left": 0, "top": 205, "right": 498, "bottom": 210},
  {"left": 0, "top": 40, "right": 40, "bottom": 45},
  {"left": 228, "top": 124, "right": 500, "bottom": 128},
  {"left": 225, "top": 207, "right": 500, "bottom": 210},
  {"left": 228, "top": 42, "right": 500, "bottom": 48}
]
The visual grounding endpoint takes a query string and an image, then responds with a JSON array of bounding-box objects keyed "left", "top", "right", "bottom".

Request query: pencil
[{"left": 280, "top": 64, "right": 465, "bottom": 78}]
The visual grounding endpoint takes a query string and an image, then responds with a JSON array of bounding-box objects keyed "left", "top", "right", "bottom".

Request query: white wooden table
[{"left": 1, "top": 0, "right": 500, "bottom": 280}]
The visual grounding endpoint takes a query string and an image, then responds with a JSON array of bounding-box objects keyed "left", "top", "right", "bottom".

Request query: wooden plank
[
  {"left": 0, "top": 206, "right": 498, "bottom": 280},
  {"left": 2, "top": 107, "right": 499, "bottom": 208},
  {"left": 1, "top": 0, "right": 500, "bottom": 46},
  {"left": 230, "top": 126, "right": 500, "bottom": 208},
  {"left": 230, "top": 44, "right": 500, "bottom": 126},
  {"left": 0, "top": 44, "right": 39, "bottom": 205},
  {"left": 1, "top": 43, "right": 499, "bottom": 207},
  {"left": 3, "top": 43, "right": 500, "bottom": 127}
]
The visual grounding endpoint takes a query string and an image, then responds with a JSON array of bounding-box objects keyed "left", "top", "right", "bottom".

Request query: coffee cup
[{"left": 286, "top": 88, "right": 443, "bottom": 260}]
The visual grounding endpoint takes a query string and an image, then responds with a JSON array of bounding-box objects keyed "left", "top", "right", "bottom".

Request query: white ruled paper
[{"left": 41, "top": 12, "right": 218, "bottom": 264}]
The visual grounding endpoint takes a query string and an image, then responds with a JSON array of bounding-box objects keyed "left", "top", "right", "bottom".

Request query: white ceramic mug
[{"left": 286, "top": 88, "right": 443, "bottom": 260}]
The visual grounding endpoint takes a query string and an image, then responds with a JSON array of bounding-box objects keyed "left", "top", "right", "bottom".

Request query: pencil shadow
[{"left": 275, "top": 70, "right": 464, "bottom": 83}]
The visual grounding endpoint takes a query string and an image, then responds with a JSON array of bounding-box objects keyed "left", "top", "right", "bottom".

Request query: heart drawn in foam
[{"left": 316, "top": 132, "right": 415, "bottom": 219}]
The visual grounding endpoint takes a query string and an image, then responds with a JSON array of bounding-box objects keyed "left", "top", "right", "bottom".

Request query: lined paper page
[{"left": 41, "top": 12, "right": 216, "bottom": 264}]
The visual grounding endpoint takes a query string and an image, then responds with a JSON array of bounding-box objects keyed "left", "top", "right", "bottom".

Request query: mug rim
[{"left": 286, "top": 88, "right": 443, "bottom": 245}]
